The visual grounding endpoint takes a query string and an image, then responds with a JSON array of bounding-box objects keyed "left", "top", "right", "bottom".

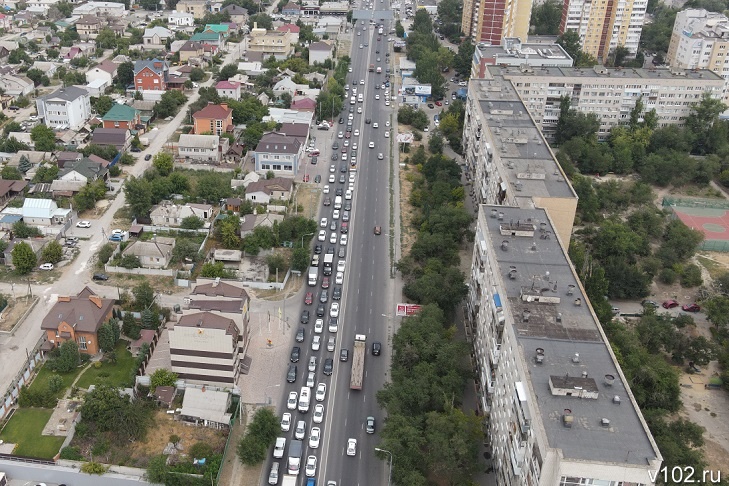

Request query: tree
[
  {"left": 96, "top": 28, "right": 119, "bottom": 49},
  {"left": 122, "top": 312, "right": 141, "bottom": 340},
  {"left": 428, "top": 132, "right": 444, "bottom": 154},
  {"left": 57, "top": 340, "right": 80, "bottom": 372},
  {"left": 554, "top": 96, "right": 600, "bottom": 145},
  {"left": 217, "top": 63, "right": 239, "bottom": 81},
  {"left": 97, "top": 322, "right": 117, "bottom": 353},
  {"left": 684, "top": 92, "right": 728, "bottom": 155},
  {"left": 116, "top": 61, "right": 134, "bottom": 88},
  {"left": 291, "top": 247, "right": 309, "bottom": 272},
  {"left": 31, "top": 124, "right": 57, "bottom": 152},
  {"left": 13, "top": 221, "right": 42, "bottom": 238},
  {"left": 200, "top": 261, "right": 233, "bottom": 278},
  {"left": 94, "top": 95, "right": 114, "bottom": 116},
  {"left": 33, "top": 163, "right": 59, "bottom": 183},
  {"left": 703, "top": 295, "right": 729, "bottom": 330},
  {"left": 146, "top": 455, "right": 169, "bottom": 483},
  {"left": 152, "top": 152, "right": 174, "bottom": 176},
  {"left": 42, "top": 240, "right": 64, "bottom": 264},
  {"left": 237, "top": 407, "right": 279, "bottom": 465},
  {"left": 189, "top": 67, "right": 206, "bottom": 82},
  {"left": 531, "top": 0, "right": 562, "bottom": 35},
  {"left": 424, "top": 408, "right": 482, "bottom": 484},
  {"left": 11, "top": 242, "right": 37, "bottom": 275},
  {"left": 150, "top": 368, "right": 178, "bottom": 391},
  {"left": 80, "top": 384, "right": 153, "bottom": 442},
  {"left": 124, "top": 176, "right": 153, "bottom": 218},
  {"left": 396, "top": 20, "right": 405, "bottom": 38},
  {"left": 453, "top": 39, "right": 475, "bottom": 78},
  {"left": 0, "top": 165, "right": 22, "bottom": 180},
  {"left": 248, "top": 13, "right": 273, "bottom": 30},
  {"left": 171, "top": 238, "right": 200, "bottom": 263},
  {"left": 218, "top": 214, "right": 241, "bottom": 249},
  {"left": 180, "top": 216, "right": 204, "bottom": 229},
  {"left": 17, "top": 155, "right": 32, "bottom": 174},
  {"left": 3, "top": 121, "right": 22, "bottom": 136},
  {"left": 133, "top": 281, "right": 156, "bottom": 310}
]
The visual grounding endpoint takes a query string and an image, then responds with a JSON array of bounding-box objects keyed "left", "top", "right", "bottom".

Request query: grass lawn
[
  {"left": 28, "top": 363, "right": 82, "bottom": 400},
  {"left": 0, "top": 408, "right": 65, "bottom": 459},
  {"left": 75, "top": 340, "right": 134, "bottom": 390}
]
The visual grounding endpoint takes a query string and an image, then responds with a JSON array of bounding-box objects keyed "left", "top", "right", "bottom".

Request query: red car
[
  {"left": 303, "top": 174, "right": 310, "bottom": 182},
  {"left": 345, "top": 132, "right": 351, "bottom": 138},
  {"left": 435, "top": 101, "right": 442, "bottom": 106},
  {"left": 682, "top": 303, "right": 701, "bottom": 312},
  {"left": 322, "top": 276, "right": 330, "bottom": 289},
  {"left": 304, "top": 292, "right": 313, "bottom": 305},
  {"left": 662, "top": 299, "right": 679, "bottom": 309}
]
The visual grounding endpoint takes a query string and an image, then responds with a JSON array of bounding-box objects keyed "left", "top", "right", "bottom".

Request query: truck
[
  {"left": 287, "top": 439, "right": 303, "bottom": 475},
  {"left": 308, "top": 266, "right": 318, "bottom": 286},
  {"left": 376, "top": 66, "right": 382, "bottom": 74},
  {"left": 350, "top": 334, "right": 366, "bottom": 390},
  {"left": 369, "top": 63, "right": 375, "bottom": 72},
  {"left": 282, "top": 475, "right": 298, "bottom": 486},
  {"left": 323, "top": 254, "right": 334, "bottom": 275}
]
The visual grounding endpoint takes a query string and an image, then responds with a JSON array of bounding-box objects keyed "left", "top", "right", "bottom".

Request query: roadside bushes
[{"left": 236, "top": 407, "right": 279, "bottom": 465}]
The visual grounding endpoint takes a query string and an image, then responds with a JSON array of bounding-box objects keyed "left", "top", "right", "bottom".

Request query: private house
[
  {"left": 72, "top": 1, "right": 127, "bottom": 17},
  {"left": 133, "top": 59, "right": 169, "bottom": 92},
  {"left": 171, "top": 312, "right": 243, "bottom": 387},
  {"left": 281, "top": 2, "right": 301, "bottom": 16},
  {"left": 178, "top": 41, "right": 204, "bottom": 63},
  {"left": 244, "top": 177, "right": 293, "bottom": 204},
  {"left": 176, "top": 0, "right": 208, "bottom": 19},
  {"left": 290, "top": 97, "right": 316, "bottom": 111},
  {"left": 31, "top": 62, "right": 58, "bottom": 79},
  {"left": 0, "top": 74, "right": 33, "bottom": 98},
  {"left": 277, "top": 24, "right": 300, "bottom": 43},
  {"left": 36, "top": 86, "right": 91, "bottom": 131},
  {"left": 6, "top": 132, "right": 33, "bottom": 149},
  {"left": 252, "top": 132, "right": 302, "bottom": 175},
  {"left": 76, "top": 15, "right": 102, "bottom": 39},
  {"left": 1, "top": 238, "right": 46, "bottom": 265},
  {"left": 0, "top": 180, "right": 27, "bottom": 205},
  {"left": 143, "top": 27, "right": 173, "bottom": 48},
  {"left": 51, "top": 158, "right": 109, "bottom": 197},
  {"left": 40, "top": 287, "right": 115, "bottom": 355},
  {"left": 225, "top": 197, "right": 242, "bottom": 212},
  {"left": 152, "top": 385, "right": 175, "bottom": 407},
  {"left": 55, "top": 151, "right": 83, "bottom": 168},
  {"left": 149, "top": 201, "right": 213, "bottom": 227},
  {"left": 203, "top": 23, "right": 229, "bottom": 37},
  {"left": 272, "top": 76, "right": 319, "bottom": 99},
  {"left": 221, "top": 4, "right": 248, "bottom": 24},
  {"left": 91, "top": 127, "right": 130, "bottom": 152},
  {"left": 240, "top": 212, "right": 284, "bottom": 237},
  {"left": 22, "top": 198, "right": 73, "bottom": 226},
  {"left": 101, "top": 104, "right": 141, "bottom": 130},
  {"left": 192, "top": 102, "right": 233, "bottom": 136},
  {"left": 178, "top": 134, "right": 228, "bottom": 164},
  {"left": 168, "top": 10, "right": 195, "bottom": 27},
  {"left": 308, "top": 41, "right": 333, "bottom": 65},
  {"left": 215, "top": 80, "right": 242, "bottom": 100},
  {"left": 121, "top": 237, "right": 176, "bottom": 268},
  {"left": 179, "top": 387, "right": 232, "bottom": 427},
  {"left": 190, "top": 32, "right": 225, "bottom": 50},
  {"left": 85, "top": 60, "right": 118, "bottom": 87},
  {"left": 247, "top": 27, "right": 294, "bottom": 60}
]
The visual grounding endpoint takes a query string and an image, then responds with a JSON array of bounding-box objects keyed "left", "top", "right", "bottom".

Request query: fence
[
  {"left": 699, "top": 240, "right": 729, "bottom": 252},
  {"left": 105, "top": 265, "right": 178, "bottom": 277},
  {"left": 241, "top": 268, "right": 291, "bottom": 290},
  {"left": 662, "top": 196, "right": 729, "bottom": 210},
  {"left": 0, "top": 334, "right": 46, "bottom": 421}
]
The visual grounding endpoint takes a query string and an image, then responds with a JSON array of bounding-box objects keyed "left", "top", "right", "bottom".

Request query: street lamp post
[
  {"left": 374, "top": 448, "right": 393, "bottom": 486},
  {"left": 301, "top": 232, "right": 315, "bottom": 248},
  {"left": 264, "top": 384, "right": 280, "bottom": 405}
]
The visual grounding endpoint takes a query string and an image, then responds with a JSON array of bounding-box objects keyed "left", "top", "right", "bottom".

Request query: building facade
[
  {"left": 667, "top": 9, "right": 729, "bottom": 104},
  {"left": 192, "top": 102, "right": 234, "bottom": 136},
  {"left": 36, "top": 86, "right": 91, "bottom": 130},
  {"left": 253, "top": 132, "right": 302, "bottom": 175},
  {"left": 176, "top": 0, "right": 208, "bottom": 19},
  {"left": 168, "top": 10, "right": 195, "bottom": 26},
  {"left": 461, "top": 0, "right": 532, "bottom": 45},
  {"left": 134, "top": 59, "right": 169, "bottom": 92},
  {"left": 247, "top": 27, "right": 294, "bottom": 60},
  {"left": 559, "top": 0, "right": 646, "bottom": 60},
  {"left": 178, "top": 134, "right": 225, "bottom": 163}
]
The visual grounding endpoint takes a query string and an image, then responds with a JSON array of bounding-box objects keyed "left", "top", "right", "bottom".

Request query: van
[
  {"left": 334, "top": 196, "right": 342, "bottom": 209},
  {"left": 298, "top": 386, "right": 311, "bottom": 413},
  {"left": 350, "top": 96, "right": 356, "bottom": 105},
  {"left": 358, "top": 94, "right": 363, "bottom": 103},
  {"left": 268, "top": 461, "right": 280, "bottom": 485}
]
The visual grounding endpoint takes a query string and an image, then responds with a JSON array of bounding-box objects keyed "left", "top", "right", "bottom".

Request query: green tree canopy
[{"left": 11, "top": 242, "right": 38, "bottom": 274}]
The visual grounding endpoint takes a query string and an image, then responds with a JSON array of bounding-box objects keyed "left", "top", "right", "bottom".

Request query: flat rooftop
[
  {"left": 481, "top": 205, "right": 659, "bottom": 466},
  {"left": 471, "top": 77, "right": 575, "bottom": 199},
  {"left": 476, "top": 42, "right": 571, "bottom": 62},
  {"left": 490, "top": 64, "right": 724, "bottom": 81}
]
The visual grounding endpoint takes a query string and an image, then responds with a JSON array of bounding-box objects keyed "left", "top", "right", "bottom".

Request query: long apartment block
[
  {"left": 462, "top": 73, "right": 577, "bottom": 245},
  {"left": 473, "top": 64, "right": 724, "bottom": 141},
  {"left": 468, "top": 205, "right": 662, "bottom": 485}
]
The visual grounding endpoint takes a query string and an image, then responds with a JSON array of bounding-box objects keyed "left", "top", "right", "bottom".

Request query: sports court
[{"left": 663, "top": 196, "right": 729, "bottom": 251}]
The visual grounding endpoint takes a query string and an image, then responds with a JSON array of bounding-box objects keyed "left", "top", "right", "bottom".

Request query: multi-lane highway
[{"left": 264, "top": 5, "right": 397, "bottom": 485}]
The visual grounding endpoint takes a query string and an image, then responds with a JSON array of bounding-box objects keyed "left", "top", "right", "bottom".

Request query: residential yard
[
  {"left": 28, "top": 362, "right": 84, "bottom": 400},
  {"left": 75, "top": 340, "right": 134, "bottom": 390},
  {"left": 0, "top": 408, "right": 65, "bottom": 459},
  {"left": 0, "top": 296, "right": 36, "bottom": 332}
]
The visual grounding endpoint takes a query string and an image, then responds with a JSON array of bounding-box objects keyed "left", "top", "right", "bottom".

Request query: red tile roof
[
  {"left": 277, "top": 24, "right": 300, "bottom": 33},
  {"left": 192, "top": 103, "right": 233, "bottom": 120},
  {"left": 216, "top": 80, "right": 241, "bottom": 90}
]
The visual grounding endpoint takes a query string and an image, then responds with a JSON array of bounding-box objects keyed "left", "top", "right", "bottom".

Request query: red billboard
[{"left": 396, "top": 304, "right": 422, "bottom": 316}]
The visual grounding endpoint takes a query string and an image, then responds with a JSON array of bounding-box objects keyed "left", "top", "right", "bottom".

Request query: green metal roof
[
  {"left": 190, "top": 32, "right": 221, "bottom": 41},
  {"left": 204, "top": 24, "right": 229, "bottom": 33},
  {"left": 101, "top": 103, "right": 139, "bottom": 122}
]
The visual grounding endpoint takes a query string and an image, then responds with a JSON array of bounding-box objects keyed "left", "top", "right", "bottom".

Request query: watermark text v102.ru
[{"left": 649, "top": 466, "right": 722, "bottom": 484}]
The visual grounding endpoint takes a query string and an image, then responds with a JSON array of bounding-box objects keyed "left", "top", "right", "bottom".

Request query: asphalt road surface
[{"left": 263, "top": 5, "right": 397, "bottom": 484}]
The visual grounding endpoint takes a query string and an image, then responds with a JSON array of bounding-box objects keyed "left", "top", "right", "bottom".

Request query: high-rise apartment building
[
  {"left": 667, "top": 9, "right": 729, "bottom": 104},
  {"left": 467, "top": 205, "right": 662, "bottom": 484},
  {"left": 559, "top": 0, "right": 647, "bottom": 60},
  {"left": 461, "top": 0, "right": 532, "bottom": 45}
]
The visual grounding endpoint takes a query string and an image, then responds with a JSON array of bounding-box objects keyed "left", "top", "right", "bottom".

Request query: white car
[
  {"left": 318, "top": 230, "right": 326, "bottom": 242},
  {"left": 329, "top": 164, "right": 336, "bottom": 173},
  {"left": 459, "top": 80, "right": 468, "bottom": 86},
  {"left": 76, "top": 220, "right": 91, "bottom": 228},
  {"left": 360, "top": 79, "right": 365, "bottom": 85},
  {"left": 329, "top": 318, "right": 338, "bottom": 333},
  {"left": 354, "top": 129, "right": 360, "bottom": 137},
  {"left": 280, "top": 412, "right": 292, "bottom": 432},
  {"left": 337, "top": 260, "right": 346, "bottom": 273},
  {"left": 323, "top": 185, "right": 330, "bottom": 194},
  {"left": 314, "top": 318, "right": 324, "bottom": 333},
  {"left": 305, "top": 456, "right": 317, "bottom": 477},
  {"left": 369, "top": 141, "right": 375, "bottom": 148},
  {"left": 352, "top": 143, "right": 358, "bottom": 150},
  {"left": 295, "top": 420, "right": 306, "bottom": 440},
  {"left": 312, "top": 335, "right": 321, "bottom": 351},
  {"left": 330, "top": 302, "right": 340, "bottom": 317},
  {"left": 375, "top": 94, "right": 380, "bottom": 100},
  {"left": 349, "top": 173, "right": 356, "bottom": 183},
  {"left": 338, "top": 131, "right": 344, "bottom": 138},
  {"left": 344, "top": 139, "right": 350, "bottom": 147},
  {"left": 359, "top": 43, "right": 363, "bottom": 48},
  {"left": 307, "top": 371, "right": 315, "bottom": 388},
  {"left": 385, "top": 100, "right": 390, "bottom": 106},
  {"left": 309, "top": 427, "right": 321, "bottom": 448},
  {"left": 386, "top": 120, "right": 391, "bottom": 127},
  {"left": 336, "top": 271, "right": 344, "bottom": 285},
  {"left": 385, "top": 131, "right": 390, "bottom": 138},
  {"left": 39, "top": 263, "right": 54, "bottom": 270},
  {"left": 348, "top": 113, "right": 354, "bottom": 120},
  {"left": 329, "top": 232, "right": 337, "bottom": 244},
  {"left": 348, "top": 183, "right": 355, "bottom": 193},
  {"left": 348, "top": 67, "right": 353, "bottom": 72},
  {"left": 287, "top": 391, "right": 298, "bottom": 410},
  {"left": 373, "top": 122, "right": 379, "bottom": 128},
  {"left": 347, "top": 438, "right": 357, "bottom": 456},
  {"left": 329, "top": 174, "right": 336, "bottom": 183},
  {"left": 340, "top": 234, "right": 348, "bottom": 246},
  {"left": 313, "top": 404, "right": 324, "bottom": 423},
  {"left": 378, "top": 153, "right": 384, "bottom": 160},
  {"left": 357, "top": 106, "right": 362, "bottom": 113},
  {"left": 345, "top": 190, "right": 352, "bottom": 200},
  {"left": 316, "top": 383, "right": 327, "bottom": 401},
  {"left": 320, "top": 217, "right": 328, "bottom": 228},
  {"left": 333, "top": 209, "right": 341, "bottom": 220}
]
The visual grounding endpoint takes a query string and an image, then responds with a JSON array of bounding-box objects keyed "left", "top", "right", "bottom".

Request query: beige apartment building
[
  {"left": 667, "top": 9, "right": 729, "bottom": 104},
  {"left": 246, "top": 25, "right": 294, "bottom": 60},
  {"left": 559, "top": 0, "right": 646, "bottom": 60},
  {"left": 176, "top": 0, "right": 208, "bottom": 19},
  {"left": 461, "top": 0, "right": 532, "bottom": 45},
  {"left": 461, "top": 74, "right": 577, "bottom": 245},
  {"left": 486, "top": 64, "right": 723, "bottom": 140},
  {"left": 467, "top": 205, "right": 662, "bottom": 485}
]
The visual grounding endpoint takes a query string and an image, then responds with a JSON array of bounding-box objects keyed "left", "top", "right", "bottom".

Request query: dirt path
[{"left": 219, "top": 405, "right": 265, "bottom": 486}]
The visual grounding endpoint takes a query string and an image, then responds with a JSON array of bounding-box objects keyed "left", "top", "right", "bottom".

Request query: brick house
[
  {"left": 101, "top": 104, "right": 141, "bottom": 130},
  {"left": 192, "top": 102, "right": 233, "bottom": 136},
  {"left": 133, "top": 58, "right": 169, "bottom": 92},
  {"left": 40, "top": 287, "right": 115, "bottom": 355}
]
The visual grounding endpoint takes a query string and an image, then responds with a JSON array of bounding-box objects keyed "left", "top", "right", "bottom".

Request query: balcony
[{"left": 490, "top": 339, "right": 501, "bottom": 365}]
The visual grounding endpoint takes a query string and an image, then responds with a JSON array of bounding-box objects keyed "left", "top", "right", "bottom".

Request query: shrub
[
  {"left": 659, "top": 268, "right": 678, "bottom": 285},
  {"left": 680, "top": 263, "right": 703, "bottom": 288},
  {"left": 98, "top": 243, "right": 115, "bottom": 265},
  {"left": 80, "top": 462, "right": 108, "bottom": 475},
  {"left": 47, "top": 374, "right": 64, "bottom": 394},
  {"left": 189, "top": 442, "right": 214, "bottom": 460},
  {"left": 60, "top": 446, "right": 84, "bottom": 460}
]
